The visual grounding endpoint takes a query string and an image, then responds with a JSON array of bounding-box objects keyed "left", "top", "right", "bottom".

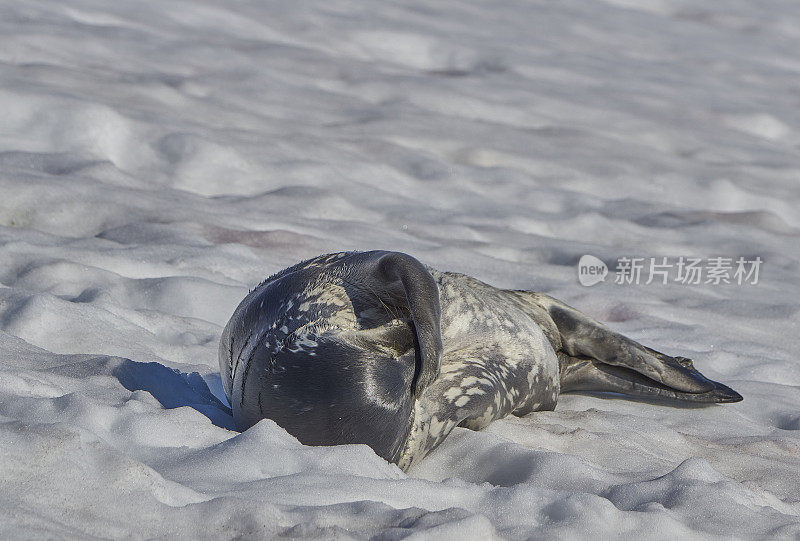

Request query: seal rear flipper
[
  {"left": 509, "top": 290, "right": 741, "bottom": 402},
  {"left": 559, "top": 354, "right": 743, "bottom": 403},
  {"left": 523, "top": 292, "right": 721, "bottom": 394}
]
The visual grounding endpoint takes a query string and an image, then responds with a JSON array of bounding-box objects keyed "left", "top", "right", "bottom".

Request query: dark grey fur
[{"left": 219, "top": 251, "right": 741, "bottom": 470}]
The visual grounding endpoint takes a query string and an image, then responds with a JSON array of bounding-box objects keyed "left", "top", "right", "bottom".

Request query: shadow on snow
[{"left": 111, "top": 359, "right": 236, "bottom": 430}]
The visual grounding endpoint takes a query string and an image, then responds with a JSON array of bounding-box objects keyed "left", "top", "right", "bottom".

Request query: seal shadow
[{"left": 111, "top": 359, "right": 236, "bottom": 430}]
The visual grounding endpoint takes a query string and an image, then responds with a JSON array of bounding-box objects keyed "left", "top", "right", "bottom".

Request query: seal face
[{"left": 219, "top": 251, "right": 742, "bottom": 470}]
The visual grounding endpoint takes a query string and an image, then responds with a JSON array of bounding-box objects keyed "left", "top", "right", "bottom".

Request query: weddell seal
[{"left": 219, "top": 251, "right": 742, "bottom": 470}]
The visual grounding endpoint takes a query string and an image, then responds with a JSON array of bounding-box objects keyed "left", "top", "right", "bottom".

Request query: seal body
[{"left": 220, "top": 251, "right": 741, "bottom": 470}]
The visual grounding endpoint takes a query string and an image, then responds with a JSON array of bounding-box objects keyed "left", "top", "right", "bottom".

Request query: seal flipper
[
  {"left": 559, "top": 353, "right": 742, "bottom": 403},
  {"left": 351, "top": 251, "right": 443, "bottom": 397},
  {"left": 510, "top": 290, "right": 742, "bottom": 403}
]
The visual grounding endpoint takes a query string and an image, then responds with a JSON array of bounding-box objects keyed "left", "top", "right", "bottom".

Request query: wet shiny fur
[{"left": 220, "top": 251, "right": 741, "bottom": 470}]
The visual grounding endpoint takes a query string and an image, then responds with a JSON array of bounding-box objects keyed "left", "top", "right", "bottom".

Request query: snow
[{"left": 1, "top": 0, "right": 799, "bottom": 538}]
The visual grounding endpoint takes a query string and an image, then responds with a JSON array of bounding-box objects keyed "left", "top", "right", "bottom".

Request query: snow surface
[{"left": 1, "top": 0, "right": 799, "bottom": 538}]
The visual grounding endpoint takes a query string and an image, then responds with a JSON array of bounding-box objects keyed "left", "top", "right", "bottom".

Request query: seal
[{"left": 219, "top": 251, "right": 742, "bottom": 470}]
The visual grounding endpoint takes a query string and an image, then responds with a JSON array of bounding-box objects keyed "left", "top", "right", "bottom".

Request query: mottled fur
[{"left": 220, "top": 251, "right": 741, "bottom": 470}]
